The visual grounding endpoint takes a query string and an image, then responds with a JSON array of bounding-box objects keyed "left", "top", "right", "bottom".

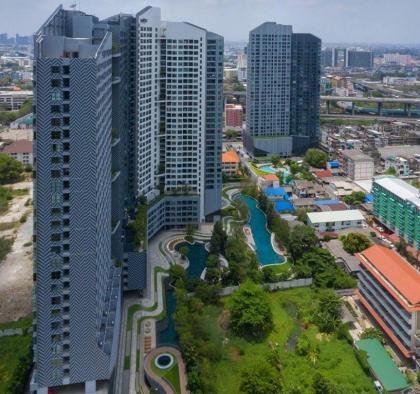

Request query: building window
[
  {"left": 52, "top": 91, "right": 61, "bottom": 101},
  {"left": 51, "top": 79, "right": 61, "bottom": 87}
]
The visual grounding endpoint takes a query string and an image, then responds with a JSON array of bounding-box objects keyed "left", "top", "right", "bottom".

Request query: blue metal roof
[
  {"left": 365, "top": 194, "right": 374, "bottom": 203},
  {"left": 315, "top": 199, "right": 341, "bottom": 205},
  {"left": 274, "top": 201, "right": 295, "bottom": 212},
  {"left": 328, "top": 160, "right": 340, "bottom": 168},
  {"left": 265, "top": 187, "right": 288, "bottom": 198}
]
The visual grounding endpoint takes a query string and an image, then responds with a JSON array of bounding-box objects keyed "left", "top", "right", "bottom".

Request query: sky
[{"left": 2, "top": 0, "right": 420, "bottom": 44}]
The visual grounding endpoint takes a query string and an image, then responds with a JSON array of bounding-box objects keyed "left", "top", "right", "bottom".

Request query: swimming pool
[
  {"left": 260, "top": 165, "right": 278, "bottom": 174},
  {"left": 157, "top": 242, "right": 208, "bottom": 345},
  {"left": 260, "top": 165, "right": 290, "bottom": 182},
  {"left": 239, "top": 195, "right": 284, "bottom": 266}
]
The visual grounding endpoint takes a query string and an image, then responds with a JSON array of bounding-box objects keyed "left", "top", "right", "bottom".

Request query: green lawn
[
  {"left": 151, "top": 355, "right": 181, "bottom": 394},
  {"left": 201, "top": 288, "right": 375, "bottom": 394},
  {"left": 0, "top": 315, "right": 33, "bottom": 393}
]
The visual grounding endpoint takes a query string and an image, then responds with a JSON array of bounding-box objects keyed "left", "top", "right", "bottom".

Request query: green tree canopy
[
  {"left": 288, "top": 224, "right": 318, "bottom": 261},
  {"left": 304, "top": 148, "right": 328, "bottom": 168},
  {"left": 384, "top": 166, "right": 397, "bottom": 175},
  {"left": 341, "top": 232, "right": 371, "bottom": 255},
  {"left": 360, "top": 327, "right": 385, "bottom": 343},
  {"left": 295, "top": 248, "right": 356, "bottom": 289},
  {"left": 0, "top": 154, "right": 24, "bottom": 185},
  {"left": 227, "top": 281, "right": 273, "bottom": 338},
  {"left": 240, "top": 362, "right": 282, "bottom": 394},
  {"left": 271, "top": 154, "right": 281, "bottom": 167},
  {"left": 178, "top": 245, "right": 189, "bottom": 260},
  {"left": 312, "top": 290, "right": 343, "bottom": 333},
  {"left": 343, "top": 191, "right": 366, "bottom": 206}
]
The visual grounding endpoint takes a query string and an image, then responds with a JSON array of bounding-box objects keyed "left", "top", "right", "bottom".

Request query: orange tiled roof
[
  {"left": 263, "top": 174, "right": 278, "bottom": 181},
  {"left": 222, "top": 150, "right": 240, "bottom": 164},
  {"left": 356, "top": 245, "right": 420, "bottom": 310},
  {"left": 313, "top": 170, "right": 333, "bottom": 178}
]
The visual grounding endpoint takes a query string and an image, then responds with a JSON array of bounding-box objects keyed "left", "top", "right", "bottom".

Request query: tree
[
  {"left": 0, "top": 154, "right": 23, "bottom": 184},
  {"left": 384, "top": 166, "right": 397, "bottom": 175},
  {"left": 313, "top": 290, "right": 342, "bottom": 333},
  {"left": 313, "top": 373, "right": 337, "bottom": 394},
  {"left": 295, "top": 208, "right": 308, "bottom": 223},
  {"left": 341, "top": 232, "right": 371, "bottom": 255},
  {"left": 205, "top": 254, "right": 221, "bottom": 284},
  {"left": 178, "top": 245, "right": 189, "bottom": 260},
  {"left": 240, "top": 363, "right": 282, "bottom": 394},
  {"left": 227, "top": 281, "right": 273, "bottom": 338},
  {"left": 343, "top": 191, "right": 366, "bottom": 206},
  {"left": 271, "top": 155, "right": 281, "bottom": 167},
  {"left": 185, "top": 224, "right": 195, "bottom": 243},
  {"left": 169, "top": 264, "right": 187, "bottom": 284},
  {"left": 361, "top": 327, "right": 385, "bottom": 343},
  {"left": 288, "top": 225, "right": 318, "bottom": 261},
  {"left": 225, "top": 129, "right": 238, "bottom": 139},
  {"left": 209, "top": 221, "right": 227, "bottom": 255},
  {"left": 304, "top": 148, "right": 328, "bottom": 169}
]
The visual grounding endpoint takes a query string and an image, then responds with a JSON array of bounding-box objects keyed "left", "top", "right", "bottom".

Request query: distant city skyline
[{"left": 2, "top": 0, "right": 420, "bottom": 44}]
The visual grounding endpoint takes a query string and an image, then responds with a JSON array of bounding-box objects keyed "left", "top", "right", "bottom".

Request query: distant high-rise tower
[{"left": 244, "top": 22, "right": 320, "bottom": 156}]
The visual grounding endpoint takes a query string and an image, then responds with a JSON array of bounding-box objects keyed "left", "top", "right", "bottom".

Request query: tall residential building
[
  {"left": 383, "top": 53, "right": 412, "bottom": 65},
  {"left": 345, "top": 49, "right": 374, "bottom": 68},
  {"left": 356, "top": 245, "right": 420, "bottom": 364},
  {"left": 244, "top": 22, "right": 320, "bottom": 157},
  {"left": 237, "top": 53, "right": 247, "bottom": 82},
  {"left": 225, "top": 103, "right": 243, "bottom": 128},
  {"left": 137, "top": 7, "right": 223, "bottom": 237},
  {"left": 33, "top": 8, "right": 122, "bottom": 393},
  {"left": 373, "top": 176, "right": 420, "bottom": 249},
  {"left": 32, "top": 6, "right": 222, "bottom": 392}
]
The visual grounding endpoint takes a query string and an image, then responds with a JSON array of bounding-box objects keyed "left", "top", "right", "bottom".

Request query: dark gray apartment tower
[
  {"left": 31, "top": 6, "right": 140, "bottom": 393},
  {"left": 290, "top": 34, "right": 321, "bottom": 154},
  {"left": 345, "top": 49, "right": 374, "bottom": 68},
  {"left": 244, "top": 22, "right": 321, "bottom": 157},
  {"left": 204, "top": 32, "right": 224, "bottom": 217},
  {"left": 244, "top": 22, "right": 293, "bottom": 156}
]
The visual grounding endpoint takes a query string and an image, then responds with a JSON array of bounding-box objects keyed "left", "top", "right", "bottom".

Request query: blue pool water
[
  {"left": 239, "top": 195, "right": 284, "bottom": 266},
  {"left": 260, "top": 165, "right": 278, "bottom": 174},
  {"left": 157, "top": 242, "right": 208, "bottom": 345},
  {"left": 260, "top": 165, "right": 291, "bottom": 183}
]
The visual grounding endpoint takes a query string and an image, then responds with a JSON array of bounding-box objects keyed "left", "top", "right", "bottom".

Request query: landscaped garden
[
  {"left": 0, "top": 315, "right": 33, "bottom": 394},
  {"left": 151, "top": 352, "right": 181, "bottom": 394},
  {"left": 180, "top": 286, "right": 375, "bottom": 394}
]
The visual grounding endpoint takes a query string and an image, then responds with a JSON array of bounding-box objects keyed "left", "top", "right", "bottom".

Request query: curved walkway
[
  {"left": 117, "top": 228, "right": 212, "bottom": 394},
  {"left": 143, "top": 346, "right": 189, "bottom": 394}
]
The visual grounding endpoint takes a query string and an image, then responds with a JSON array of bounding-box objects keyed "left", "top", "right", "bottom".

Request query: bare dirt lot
[{"left": 0, "top": 181, "right": 33, "bottom": 323}]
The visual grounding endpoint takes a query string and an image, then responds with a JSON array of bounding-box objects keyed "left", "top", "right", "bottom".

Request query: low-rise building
[
  {"left": 340, "top": 149, "right": 375, "bottom": 180},
  {"left": 259, "top": 173, "right": 280, "bottom": 189},
  {"left": 384, "top": 156, "right": 410, "bottom": 176},
  {"left": 293, "top": 180, "right": 324, "bottom": 198},
  {"left": 1, "top": 139, "right": 33, "bottom": 165},
  {"left": 225, "top": 104, "right": 243, "bottom": 128},
  {"left": 373, "top": 176, "right": 420, "bottom": 249},
  {"left": 307, "top": 209, "right": 365, "bottom": 232},
  {"left": 0, "top": 90, "right": 32, "bottom": 111},
  {"left": 221, "top": 150, "right": 240, "bottom": 176},
  {"left": 356, "top": 245, "right": 420, "bottom": 363}
]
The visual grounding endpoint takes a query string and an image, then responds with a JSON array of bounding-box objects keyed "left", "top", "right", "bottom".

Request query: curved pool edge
[{"left": 239, "top": 194, "right": 285, "bottom": 266}]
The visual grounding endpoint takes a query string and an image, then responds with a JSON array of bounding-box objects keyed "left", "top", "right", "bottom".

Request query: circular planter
[{"left": 154, "top": 353, "right": 174, "bottom": 370}]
